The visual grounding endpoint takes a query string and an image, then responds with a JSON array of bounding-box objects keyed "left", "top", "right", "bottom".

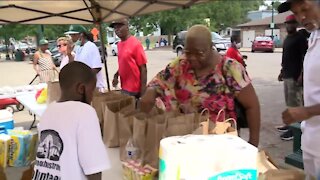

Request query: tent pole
[{"left": 97, "top": 22, "right": 111, "bottom": 91}]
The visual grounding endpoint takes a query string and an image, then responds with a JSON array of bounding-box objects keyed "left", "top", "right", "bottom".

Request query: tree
[
  {"left": 129, "top": 0, "right": 264, "bottom": 41},
  {"left": 130, "top": 15, "right": 158, "bottom": 36},
  {"left": 266, "top": 0, "right": 282, "bottom": 11}
]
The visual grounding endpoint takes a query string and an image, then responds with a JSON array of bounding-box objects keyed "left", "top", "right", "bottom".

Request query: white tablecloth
[
  {"left": 0, "top": 91, "right": 36, "bottom": 99},
  {"left": 16, "top": 94, "right": 47, "bottom": 117},
  {"left": 0, "top": 83, "right": 47, "bottom": 100}
]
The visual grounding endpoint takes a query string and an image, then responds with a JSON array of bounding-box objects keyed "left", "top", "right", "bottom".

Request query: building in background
[
  {"left": 247, "top": 10, "right": 278, "bottom": 21},
  {"left": 237, "top": 11, "right": 292, "bottom": 48}
]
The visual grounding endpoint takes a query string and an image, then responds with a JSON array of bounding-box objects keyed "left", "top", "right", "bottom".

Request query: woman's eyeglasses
[{"left": 57, "top": 44, "right": 67, "bottom": 48}]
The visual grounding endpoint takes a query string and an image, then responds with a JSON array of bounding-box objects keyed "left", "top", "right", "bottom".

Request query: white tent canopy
[
  {"left": 0, "top": 0, "right": 209, "bottom": 90},
  {"left": 0, "top": 0, "right": 208, "bottom": 24}
]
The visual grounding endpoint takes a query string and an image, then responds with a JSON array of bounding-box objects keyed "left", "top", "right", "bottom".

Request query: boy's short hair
[{"left": 59, "top": 61, "right": 96, "bottom": 91}]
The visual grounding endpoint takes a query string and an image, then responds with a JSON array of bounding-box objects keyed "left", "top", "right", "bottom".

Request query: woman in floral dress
[{"left": 140, "top": 25, "right": 261, "bottom": 147}]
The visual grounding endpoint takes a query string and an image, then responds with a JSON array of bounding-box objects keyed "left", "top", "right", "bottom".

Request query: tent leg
[{"left": 97, "top": 23, "right": 110, "bottom": 91}]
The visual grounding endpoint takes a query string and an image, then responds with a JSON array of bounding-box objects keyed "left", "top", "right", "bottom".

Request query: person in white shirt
[
  {"left": 56, "top": 37, "right": 75, "bottom": 70},
  {"left": 66, "top": 25, "right": 106, "bottom": 91},
  {"left": 64, "top": 25, "right": 84, "bottom": 53},
  {"left": 279, "top": 0, "right": 320, "bottom": 179},
  {"left": 33, "top": 62, "right": 111, "bottom": 180}
]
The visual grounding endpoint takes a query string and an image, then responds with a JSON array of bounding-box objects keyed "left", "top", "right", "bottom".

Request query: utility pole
[{"left": 271, "top": 0, "right": 275, "bottom": 39}]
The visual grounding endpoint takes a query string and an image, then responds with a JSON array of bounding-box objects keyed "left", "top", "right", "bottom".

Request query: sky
[
  {"left": 264, "top": 0, "right": 285, "bottom": 5},
  {"left": 260, "top": 0, "right": 285, "bottom": 10}
]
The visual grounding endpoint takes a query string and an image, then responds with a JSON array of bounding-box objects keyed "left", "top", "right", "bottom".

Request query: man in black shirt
[{"left": 277, "top": 14, "right": 308, "bottom": 140}]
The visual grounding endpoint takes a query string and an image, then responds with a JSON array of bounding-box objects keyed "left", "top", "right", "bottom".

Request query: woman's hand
[{"left": 139, "top": 88, "right": 158, "bottom": 113}]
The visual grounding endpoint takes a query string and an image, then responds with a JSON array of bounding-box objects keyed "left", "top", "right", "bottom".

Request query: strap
[
  {"left": 224, "top": 118, "right": 237, "bottom": 130},
  {"left": 215, "top": 109, "right": 225, "bottom": 122}
]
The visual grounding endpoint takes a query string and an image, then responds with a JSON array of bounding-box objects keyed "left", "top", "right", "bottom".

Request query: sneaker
[
  {"left": 276, "top": 125, "right": 289, "bottom": 133},
  {"left": 280, "top": 130, "right": 294, "bottom": 141}
]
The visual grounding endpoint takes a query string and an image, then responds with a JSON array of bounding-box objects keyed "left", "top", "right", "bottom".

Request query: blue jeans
[{"left": 121, "top": 90, "right": 140, "bottom": 108}]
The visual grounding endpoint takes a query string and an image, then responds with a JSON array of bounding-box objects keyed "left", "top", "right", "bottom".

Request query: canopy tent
[{"left": 0, "top": 0, "right": 210, "bottom": 90}]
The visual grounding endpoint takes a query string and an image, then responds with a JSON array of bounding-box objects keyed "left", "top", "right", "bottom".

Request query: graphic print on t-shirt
[
  {"left": 37, "top": 130, "right": 64, "bottom": 161},
  {"left": 33, "top": 130, "right": 63, "bottom": 180}
]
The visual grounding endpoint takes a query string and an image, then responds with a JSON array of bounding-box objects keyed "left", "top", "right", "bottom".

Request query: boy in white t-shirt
[{"left": 33, "top": 62, "right": 111, "bottom": 180}]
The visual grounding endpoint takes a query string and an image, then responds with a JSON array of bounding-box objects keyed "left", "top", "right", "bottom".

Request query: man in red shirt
[
  {"left": 225, "top": 35, "right": 247, "bottom": 67},
  {"left": 111, "top": 19, "right": 147, "bottom": 98}
]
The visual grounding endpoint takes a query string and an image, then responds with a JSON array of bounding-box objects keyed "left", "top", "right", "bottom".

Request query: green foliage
[
  {"left": 0, "top": 1, "right": 264, "bottom": 41},
  {"left": 0, "top": 24, "right": 104, "bottom": 41},
  {"left": 129, "top": 0, "right": 263, "bottom": 36}
]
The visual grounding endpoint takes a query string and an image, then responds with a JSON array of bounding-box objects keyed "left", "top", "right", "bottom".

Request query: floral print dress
[{"left": 148, "top": 55, "right": 251, "bottom": 122}]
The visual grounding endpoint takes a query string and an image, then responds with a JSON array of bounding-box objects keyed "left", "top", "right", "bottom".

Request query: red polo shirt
[
  {"left": 226, "top": 46, "right": 245, "bottom": 66},
  {"left": 117, "top": 36, "right": 147, "bottom": 93}
]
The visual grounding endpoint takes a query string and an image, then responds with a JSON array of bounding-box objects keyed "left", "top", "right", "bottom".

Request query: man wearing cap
[
  {"left": 277, "top": 14, "right": 308, "bottom": 141},
  {"left": 65, "top": 25, "right": 106, "bottom": 91},
  {"left": 110, "top": 19, "right": 147, "bottom": 98},
  {"left": 279, "top": 0, "right": 320, "bottom": 178},
  {"left": 64, "top": 25, "right": 87, "bottom": 53}
]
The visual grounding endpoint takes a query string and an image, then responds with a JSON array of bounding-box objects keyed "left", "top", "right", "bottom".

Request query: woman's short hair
[{"left": 186, "top": 25, "right": 212, "bottom": 47}]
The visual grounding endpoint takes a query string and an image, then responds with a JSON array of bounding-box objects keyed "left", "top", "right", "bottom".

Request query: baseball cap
[
  {"left": 39, "top": 39, "right": 48, "bottom": 45},
  {"left": 278, "top": 0, "right": 302, "bottom": 13},
  {"left": 109, "top": 18, "right": 128, "bottom": 28},
  {"left": 285, "top": 14, "right": 297, "bottom": 23},
  {"left": 65, "top": 25, "right": 87, "bottom": 35}
]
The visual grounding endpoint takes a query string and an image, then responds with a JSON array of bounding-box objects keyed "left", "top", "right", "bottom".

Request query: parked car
[
  {"left": 49, "top": 46, "right": 61, "bottom": 67},
  {"left": 251, "top": 36, "right": 274, "bottom": 53},
  {"left": 14, "top": 42, "right": 29, "bottom": 51},
  {"left": 111, "top": 40, "right": 119, "bottom": 56},
  {"left": 173, "top": 31, "right": 187, "bottom": 56},
  {"left": 45, "top": 40, "right": 61, "bottom": 67},
  {"left": 173, "top": 31, "right": 231, "bottom": 56},
  {"left": 0, "top": 44, "right": 7, "bottom": 52},
  {"left": 211, "top": 32, "right": 232, "bottom": 52}
]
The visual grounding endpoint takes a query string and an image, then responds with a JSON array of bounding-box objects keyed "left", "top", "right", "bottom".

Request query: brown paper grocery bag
[
  {"left": 144, "top": 114, "right": 166, "bottom": 168},
  {"left": 212, "top": 118, "right": 238, "bottom": 136},
  {"left": 21, "top": 163, "right": 34, "bottom": 180},
  {"left": 131, "top": 108, "right": 163, "bottom": 161},
  {"left": 259, "top": 169, "right": 307, "bottom": 180},
  {"left": 100, "top": 97, "right": 122, "bottom": 131},
  {"left": 193, "top": 109, "right": 214, "bottom": 135},
  {"left": 133, "top": 113, "right": 149, "bottom": 153},
  {"left": 0, "top": 167, "right": 6, "bottom": 180},
  {"left": 257, "top": 150, "right": 278, "bottom": 175},
  {"left": 193, "top": 109, "right": 238, "bottom": 136},
  {"left": 119, "top": 105, "right": 137, "bottom": 161},
  {"left": 92, "top": 91, "right": 120, "bottom": 126},
  {"left": 165, "top": 112, "right": 196, "bottom": 137},
  {"left": 47, "top": 81, "right": 61, "bottom": 103},
  {"left": 103, "top": 97, "right": 134, "bottom": 148}
]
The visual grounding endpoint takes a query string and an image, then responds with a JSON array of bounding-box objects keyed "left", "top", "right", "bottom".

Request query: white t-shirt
[
  {"left": 302, "top": 30, "right": 320, "bottom": 157},
  {"left": 33, "top": 101, "right": 111, "bottom": 180},
  {"left": 75, "top": 41, "right": 106, "bottom": 88},
  {"left": 73, "top": 44, "right": 80, "bottom": 54},
  {"left": 59, "top": 52, "right": 75, "bottom": 70}
]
